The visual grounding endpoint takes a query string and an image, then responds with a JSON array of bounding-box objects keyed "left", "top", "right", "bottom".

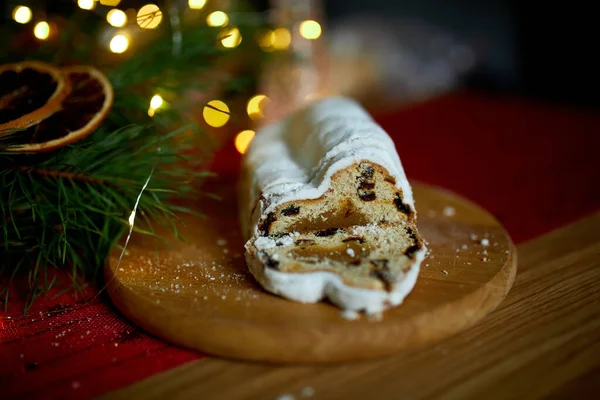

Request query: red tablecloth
[{"left": 2, "top": 92, "right": 600, "bottom": 400}]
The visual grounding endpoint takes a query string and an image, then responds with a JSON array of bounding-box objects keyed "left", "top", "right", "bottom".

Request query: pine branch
[
  {"left": 16, "top": 166, "right": 108, "bottom": 185},
  {"left": 0, "top": 2, "right": 262, "bottom": 311}
]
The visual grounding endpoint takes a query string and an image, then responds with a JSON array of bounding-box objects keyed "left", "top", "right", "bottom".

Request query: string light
[
  {"left": 299, "top": 20, "right": 321, "bottom": 40},
  {"left": 12, "top": 6, "right": 32, "bottom": 24},
  {"left": 220, "top": 27, "right": 242, "bottom": 48},
  {"left": 235, "top": 130, "right": 255, "bottom": 154},
  {"left": 128, "top": 210, "right": 136, "bottom": 226},
  {"left": 148, "top": 94, "right": 163, "bottom": 116},
  {"left": 246, "top": 94, "right": 269, "bottom": 119},
  {"left": 78, "top": 0, "right": 97, "bottom": 10},
  {"left": 100, "top": 0, "right": 121, "bottom": 5},
  {"left": 150, "top": 95, "right": 163, "bottom": 109},
  {"left": 188, "top": 0, "right": 207, "bottom": 9},
  {"left": 33, "top": 22, "right": 50, "bottom": 40},
  {"left": 203, "top": 100, "right": 230, "bottom": 127},
  {"left": 206, "top": 11, "right": 228, "bottom": 27},
  {"left": 272, "top": 28, "right": 291, "bottom": 50},
  {"left": 107, "top": 9, "right": 127, "bottom": 27},
  {"left": 137, "top": 4, "right": 162, "bottom": 29},
  {"left": 109, "top": 34, "right": 129, "bottom": 53}
]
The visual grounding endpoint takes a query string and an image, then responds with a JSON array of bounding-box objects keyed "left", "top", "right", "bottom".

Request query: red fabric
[
  {"left": 2, "top": 92, "right": 600, "bottom": 399},
  {"left": 377, "top": 92, "right": 600, "bottom": 243},
  {"left": 1, "top": 287, "right": 199, "bottom": 400}
]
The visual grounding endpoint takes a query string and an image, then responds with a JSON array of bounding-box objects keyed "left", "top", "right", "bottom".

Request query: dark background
[
  {"left": 254, "top": 0, "right": 599, "bottom": 110},
  {"left": 325, "top": 0, "right": 600, "bottom": 109}
]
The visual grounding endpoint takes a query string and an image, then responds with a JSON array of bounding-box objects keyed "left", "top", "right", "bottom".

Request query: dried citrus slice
[
  {"left": 0, "top": 61, "right": 70, "bottom": 135},
  {"left": 2, "top": 66, "right": 114, "bottom": 153}
]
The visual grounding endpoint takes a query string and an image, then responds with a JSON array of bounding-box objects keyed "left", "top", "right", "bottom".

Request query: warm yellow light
[
  {"left": 100, "top": 0, "right": 121, "bottom": 5},
  {"left": 107, "top": 9, "right": 127, "bottom": 27},
  {"left": 246, "top": 94, "right": 270, "bottom": 119},
  {"left": 206, "top": 11, "right": 228, "bottom": 27},
  {"left": 272, "top": 28, "right": 291, "bottom": 50},
  {"left": 150, "top": 94, "right": 163, "bottom": 109},
  {"left": 257, "top": 29, "right": 275, "bottom": 49},
  {"left": 148, "top": 93, "right": 164, "bottom": 116},
  {"left": 12, "top": 6, "right": 32, "bottom": 24},
  {"left": 188, "top": 0, "right": 207, "bottom": 9},
  {"left": 299, "top": 20, "right": 321, "bottom": 40},
  {"left": 137, "top": 4, "right": 162, "bottom": 29},
  {"left": 109, "top": 34, "right": 129, "bottom": 53},
  {"left": 221, "top": 27, "right": 242, "bottom": 48},
  {"left": 33, "top": 22, "right": 50, "bottom": 40},
  {"left": 128, "top": 210, "right": 136, "bottom": 226},
  {"left": 235, "top": 130, "right": 255, "bottom": 154},
  {"left": 203, "top": 100, "right": 230, "bottom": 128},
  {"left": 78, "top": 0, "right": 96, "bottom": 10}
]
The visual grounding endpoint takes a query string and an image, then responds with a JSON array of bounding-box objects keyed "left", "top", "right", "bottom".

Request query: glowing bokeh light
[
  {"left": 100, "top": 0, "right": 121, "bottom": 5},
  {"left": 78, "top": 0, "right": 96, "bottom": 10},
  {"left": 299, "top": 20, "right": 321, "bottom": 40},
  {"left": 207, "top": 11, "right": 228, "bottom": 27},
  {"left": 203, "top": 100, "right": 230, "bottom": 127},
  {"left": 12, "top": 6, "right": 32, "bottom": 24},
  {"left": 150, "top": 94, "right": 163, "bottom": 109},
  {"left": 188, "top": 0, "right": 207, "bottom": 9},
  {"left": 221, "top": 27, "right": 242, "bottom": 48},
  {"left": 257, "top": 29, "right": 275, "bottom": 49},
  {"left": 107, "top": 9, "right": 127, "bottom": 27},
  {"left": 246, "top": 94, "right": 270, "bottom": 119},
  {"left": 235, "top": 130, "right": 255, "bottom": 154},
  {"left": 109, "top": 34, "right": 129, "bottom": 53},
  {"left": 137, "top": 4, "right": 162, "bottom": 29},
  {"left": 33, "top": 22, "right": 50, "bottom": 40},
  {"left": 272, "top": 27, "right": 291, "bottom": 50}
]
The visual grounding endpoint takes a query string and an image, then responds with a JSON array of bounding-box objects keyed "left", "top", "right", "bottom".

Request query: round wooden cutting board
[{"left": 105, "top": 182, "right": 516, "bottom": 363}]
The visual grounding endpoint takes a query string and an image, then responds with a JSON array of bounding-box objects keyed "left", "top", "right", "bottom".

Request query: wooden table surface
[{"left": 101, "top": 211, "right": 600, "bottom": 400}]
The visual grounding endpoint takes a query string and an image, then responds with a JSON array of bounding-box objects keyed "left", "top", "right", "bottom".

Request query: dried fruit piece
[
  {"left": 2, "top": 66, "right": 113, "bottom": 153},
  {"left": 0, "top": 61, "right": 71, "bottom": 135}
]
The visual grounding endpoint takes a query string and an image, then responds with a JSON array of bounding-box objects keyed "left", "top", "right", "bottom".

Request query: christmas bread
[{"left": 241, "top": 97, "right": 427, "bottom": 313}]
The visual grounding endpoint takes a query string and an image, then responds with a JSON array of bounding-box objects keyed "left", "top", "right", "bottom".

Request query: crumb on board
[
  {"left": 341, "top": 309, "right": 360, "bottom": 321},
  {"left": 216, "top": 239, "right": 227, "bottom": 246},
  {"left": 482, "top": 257, "right": 488, "bottom": 262},
  {"left": 300, "top": 386, "right": 315, "bottom": 397},
  {"left": 442, "top": 270, "right": 449, "bottom": 275},
  {"left": 480, "top": 238, "right": 490, "bottom": 246},
  {"left": 442, "top": 206, "right": 456, "bottom": 217},
  {"left": 275, "top": 394, "right": 296, "bottom": 400}
]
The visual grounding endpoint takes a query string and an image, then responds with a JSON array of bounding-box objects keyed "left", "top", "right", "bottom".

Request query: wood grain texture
[
  {"left": 105, "top": 183, "right": 516, "bottom": 363},
  {"left": 101, "top": 212, "right": 600, "bottom": 400}
]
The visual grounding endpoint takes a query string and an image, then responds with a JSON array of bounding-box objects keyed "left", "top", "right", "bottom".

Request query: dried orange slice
[
  {"left": 2, "top": 66, "right": 114, "bottom": 153},
  {"left": 0, "top": 61, "right": 70, "bottom": 136}
]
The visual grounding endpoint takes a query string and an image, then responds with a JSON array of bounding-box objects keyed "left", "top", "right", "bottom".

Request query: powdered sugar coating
[{"left": 242, "top": 96, "right": 425, "bottom": 312}]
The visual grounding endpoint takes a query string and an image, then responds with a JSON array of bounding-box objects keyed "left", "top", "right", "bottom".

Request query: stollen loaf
[{"left": 240, "top": 97, "right": 427, "bottom": 313}]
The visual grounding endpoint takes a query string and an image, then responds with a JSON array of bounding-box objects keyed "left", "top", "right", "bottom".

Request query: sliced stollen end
[
  {"left": 241, "top": 96, "right": 427, "bottom": 312},
  {"left": 245, "top": 221, "right": 427, "bottom": 313}
]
